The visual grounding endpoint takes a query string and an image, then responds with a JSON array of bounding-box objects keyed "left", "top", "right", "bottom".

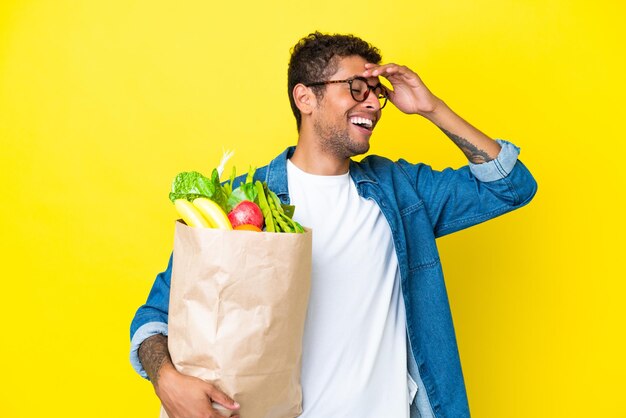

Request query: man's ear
[{"left": 293, "top": 84, "right": 317, "bottom": 116}]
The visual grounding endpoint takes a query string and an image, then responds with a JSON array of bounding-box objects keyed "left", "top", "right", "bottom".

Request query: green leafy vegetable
[
  {"left": 169, "top": 163, "right": 303, "bottom": 233},
  {"left": 169, "top": 169, "right": 228, "bottom": 213},
  {"left": 281, "top": 204, "right": 295, "bottom": 219}
]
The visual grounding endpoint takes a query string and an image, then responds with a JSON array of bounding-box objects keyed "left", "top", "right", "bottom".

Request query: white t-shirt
[{"left": 287, "top": 159, "right": 410, "bottom": 418}]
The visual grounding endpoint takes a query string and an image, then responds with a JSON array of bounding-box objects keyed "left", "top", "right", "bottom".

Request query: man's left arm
[
  {"left": 362, "top": 63, "right": 502, "bottom": 164},
  {"left": 363, "top": 63, "right": 537, "bottom": 236}
]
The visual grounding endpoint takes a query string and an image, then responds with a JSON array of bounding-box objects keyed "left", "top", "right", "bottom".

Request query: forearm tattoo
[
  {"left": 440, "top": 127, "right": 494, "bottom": 164},
  {"left": 137, "top": 334, "right": 172, "bottom": 387}
]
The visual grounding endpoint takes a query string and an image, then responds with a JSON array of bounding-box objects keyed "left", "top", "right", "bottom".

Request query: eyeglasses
[{"left": 306, "top": 76, "right": 388, "bottom": 109}]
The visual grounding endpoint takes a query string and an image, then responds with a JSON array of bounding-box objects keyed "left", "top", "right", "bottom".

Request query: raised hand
[
  {"left": 363, "top": 62, "right": 502, "bottom": 162},
  {"left": 362, "top": 63, "right": 441, "bottom": 116}
]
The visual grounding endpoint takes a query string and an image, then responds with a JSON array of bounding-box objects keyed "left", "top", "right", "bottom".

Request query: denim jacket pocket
[{"left": 400, "top": 200, "right": 440, "bottom": 272}]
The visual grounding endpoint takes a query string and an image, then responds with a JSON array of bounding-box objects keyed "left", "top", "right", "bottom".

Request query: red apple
[{"left": 228, "top": 201, "right": 264, "bottom": 229}]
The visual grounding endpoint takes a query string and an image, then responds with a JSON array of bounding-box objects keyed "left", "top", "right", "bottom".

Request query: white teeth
[{"left": 350, "top": 116, "right": 373, "bottom": 128}]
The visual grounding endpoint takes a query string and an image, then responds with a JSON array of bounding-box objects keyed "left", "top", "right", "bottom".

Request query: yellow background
[{"left": 1, "top": 0, "right": 624, "bottom": 417}]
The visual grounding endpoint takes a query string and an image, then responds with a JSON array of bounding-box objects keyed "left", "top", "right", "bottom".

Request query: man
[{"left": 130, "top": 32, "right": 537, "bottom": 418}]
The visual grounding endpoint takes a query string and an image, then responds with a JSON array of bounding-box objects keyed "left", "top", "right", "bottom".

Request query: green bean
[
  {"left": 266, "top": 190, "right": 286, "bottom": 232},
  {"left": 274, "top": 209, "right": 293, "bottom": 232},
  {"left": 268, "top": 190, "right": 285, "bottom": 214},
  {"left": 280, "top": 211, "right": 305, "bottom": 233},
  {"left": 282, "top": 212, "right": 304, "bottom": 233},
  {"left": 255, "top": 181, "right": 275, "bottom": 232}
]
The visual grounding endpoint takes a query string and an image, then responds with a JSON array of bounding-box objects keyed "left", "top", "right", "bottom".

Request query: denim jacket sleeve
[
  {"left": 399, "top": 139, "right": 537, "bottom": 238},
  {"left": 129, "top": 254, "right": 173, "bottom": 379},
  {"left": 128, "top": 172, "right": 256, "bottom": 379}
]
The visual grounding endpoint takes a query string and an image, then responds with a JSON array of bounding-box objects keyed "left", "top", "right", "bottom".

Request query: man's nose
[{"left": 362, "top": 89, "right": 381, "bottom": 111}]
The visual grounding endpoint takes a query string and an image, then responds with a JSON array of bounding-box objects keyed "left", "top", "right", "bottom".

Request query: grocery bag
[{"left": 160, "top": 220, "right": 312, "bottom": 418}]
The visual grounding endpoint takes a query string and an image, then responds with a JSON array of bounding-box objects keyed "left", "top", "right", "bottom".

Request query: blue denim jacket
[{"left": 130, "top": 140, "right": 537, "bottom": 418}]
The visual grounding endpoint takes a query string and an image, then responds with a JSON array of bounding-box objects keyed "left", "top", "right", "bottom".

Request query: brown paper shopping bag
[{"left": 160, "top": 221, "right": 312, "bottom": 418}]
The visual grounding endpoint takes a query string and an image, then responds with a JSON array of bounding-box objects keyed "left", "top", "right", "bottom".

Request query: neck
[{"left": 290, "top": 130, "right": 350, "bottom": 176}]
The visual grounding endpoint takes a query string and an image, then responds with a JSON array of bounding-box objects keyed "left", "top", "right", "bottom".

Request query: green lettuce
[
  {"left": 169, "top": 166, "right": 261, "bottom": 214},
  {"left": 169, "top": 169, "right": 229, "bottom": 213}
]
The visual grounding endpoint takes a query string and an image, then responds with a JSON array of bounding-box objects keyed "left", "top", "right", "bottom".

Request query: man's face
[{"left": 311, "top": 55, "right": 383, "bottom": 159}]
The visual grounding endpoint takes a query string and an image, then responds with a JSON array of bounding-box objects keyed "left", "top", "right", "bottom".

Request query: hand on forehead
[{"left": 332, "top": 56, "right": 382, "bottom": 84}]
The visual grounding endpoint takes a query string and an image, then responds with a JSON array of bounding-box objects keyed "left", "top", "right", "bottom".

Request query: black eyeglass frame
[{"left": 305, "top": 76, "right": 388, "bottom": 109}]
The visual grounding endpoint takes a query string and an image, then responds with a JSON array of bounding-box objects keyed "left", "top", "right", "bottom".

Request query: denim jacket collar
[{"left": 265, "top": 146, "right": 378, "bottom": 203}]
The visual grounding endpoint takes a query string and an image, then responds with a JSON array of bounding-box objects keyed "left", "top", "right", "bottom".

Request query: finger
[
  {"left": 206, "top": 385, "right": 240, "bottom": 410},
  {"left": 363, "top": 62, "right": 400, "bottom": 70},
  {"left": 362, "top": 63, "right": 404, "bottom": 76},
  {"left": 364, "top": 64, "right": 418, "bottom": 82},
  {"left": 211, "top": 410, "right": 235, "bottom": 418},
  {"left": 378, "top": 66, "right": 414, "bottom": 80},
  {"left": 211, "top": 401, "right": 239, "bottom": 416},
  {"left": 208, "top": 411, "right": 232, "bottom": 418}
]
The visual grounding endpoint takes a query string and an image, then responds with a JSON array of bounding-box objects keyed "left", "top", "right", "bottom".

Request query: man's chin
[
  {"left": 319, "top": 133, "right": 371, "bottom": 159},
  {"left": 346, "top": 138, "right": 371, "bottom": 157}
]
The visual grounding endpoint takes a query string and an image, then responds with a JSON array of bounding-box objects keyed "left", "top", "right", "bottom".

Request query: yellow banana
[
  {"left": 174, "top": 199, "right": 211, "bottom": 228},
  {"left": 193, "top": 198, "right": 233, "bottom": 230}
]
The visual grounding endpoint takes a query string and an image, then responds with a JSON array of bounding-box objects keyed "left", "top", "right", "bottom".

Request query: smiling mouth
[{"left": 349, "top": 116, "right": 374, "bottom": 131}]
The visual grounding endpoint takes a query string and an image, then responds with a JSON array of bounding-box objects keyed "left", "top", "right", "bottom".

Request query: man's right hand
[
  {"left": 138, "top": 334, "right": 240, "bottom": 418},
  {"left": 156, "top": 363, "right": 240, "bottom": 418}
]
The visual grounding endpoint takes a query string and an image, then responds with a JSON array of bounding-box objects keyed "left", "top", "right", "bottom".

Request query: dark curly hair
[{"left": 288, "top": 32, "right": 382, "bottom": 130}]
